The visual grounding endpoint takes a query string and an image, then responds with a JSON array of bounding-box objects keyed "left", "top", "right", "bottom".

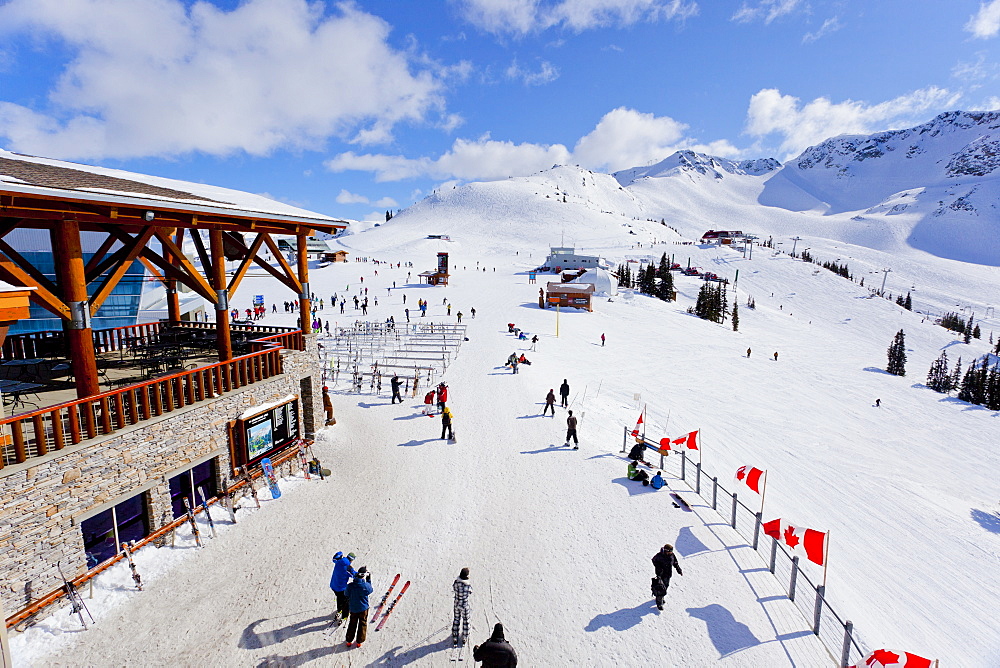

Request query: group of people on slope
[{"left": 452, "top": 567, "right": 518, "bottom": 665}]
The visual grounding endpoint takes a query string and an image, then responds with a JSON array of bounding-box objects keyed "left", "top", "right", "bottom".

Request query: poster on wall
[{"left": 230, "top": 396, "right": 300, "bottom": 472}]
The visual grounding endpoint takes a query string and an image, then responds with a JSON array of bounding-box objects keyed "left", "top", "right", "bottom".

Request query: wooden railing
[{"left": 0, "top": 328, "right": 305, "bottom": 468}]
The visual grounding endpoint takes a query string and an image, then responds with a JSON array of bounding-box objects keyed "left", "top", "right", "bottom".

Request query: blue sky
[{"left": 1, "top": 0, "right": 999, "bottom": 221}]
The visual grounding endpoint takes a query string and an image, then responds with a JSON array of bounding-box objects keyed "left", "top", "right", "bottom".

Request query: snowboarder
[
  {"left": 651, "top": 576, "right": 668, "bottom": 611},
  {"left": 565, "top": 410, "right": 579, "bottom": 449},
  {"left": 473, "top": 622, "right": 518, "bottom": 666},
  {"left": 773, "top": 351, "right": 778, "bottom": 361},
  {"left": 628, "top": 460, "right": 650, "bottom": 485},
  {"left": 559, "top": 379, "right": 570, "bottom": 408},
  {"left": 441, "top": 406, "right": 454, "bottom": 440},
  {"left": 650, "top": 471, "right": 665, "bottom": 490},
  {"left": 330, "top": 551, "right": 357, "bottom": 624},
  {"left": 471, "top": 307, "right": 476, "bottom": 318},
  {"left": 518, "top": 354, "right": 531, "bottom": 366},
  {"left": 601, "top": 333, "right": 605, "bottom": 347},
  {"left": 651, "top": 544, "right": 683, "bottom": 602},
  {"left": 875, "top": 398, "right": 881, "bottom": 407},
  {"left": 390, "top": 374, "right": 403, "bottom": 404},
  {"left": 507, "top": 353, "right": 519, "bottom": 374},
  {"left": 543, "top": 389, "right": 556, "bottom": 416},
  {"left": 345, "top": 566, "right": 373, "bottom": 648},
  {"left": 452, "top": 567, "right": 472, "bottom": 646},
  {"left": 628, "top": 440, "right": 647, "bottom": 463},
  {"left": 747, "top": 348, "right": 751, "bottom": 358}
]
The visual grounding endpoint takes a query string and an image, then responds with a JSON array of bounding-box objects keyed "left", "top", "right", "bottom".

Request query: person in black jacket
[
  {"left": 651, "top": 544, "right": 683, "bottom": 598},
  {"left": 558, "top": 379, "right": 570, "bottom": 407},
  {"left": 473, "top": 623, "right": 517, "bottom": 667}
]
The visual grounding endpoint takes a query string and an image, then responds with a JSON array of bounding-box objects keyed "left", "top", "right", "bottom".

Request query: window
[
  {"left": 168, "top": 459, "right": 218, "bottom": 519},
  {"left": 80, "top": 492, "right": 151, "bottom": 568}
]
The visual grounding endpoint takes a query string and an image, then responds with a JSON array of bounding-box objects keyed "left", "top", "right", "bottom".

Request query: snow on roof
[
  {"left": 570, "top": 267, "right": 618, "bottom": 296},
  {"left": 238, "top": 394, "right": 297, "bottom": 420},
  {"left": 0, "top": 150, "right": 344, "bottom": 226}
]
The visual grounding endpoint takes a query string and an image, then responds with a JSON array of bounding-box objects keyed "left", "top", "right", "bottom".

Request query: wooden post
[
  {"left": 51, "top": 220, "right": 100, "bottom": 397},
  {"left": 209, "top": 230, "right": 232, "bottom": 361},
  {"left": 297, "top": 233, "right": 311, "bottom": 334},
  {"left": 166, "top": 228, "right": 182, "bottom": 323}
]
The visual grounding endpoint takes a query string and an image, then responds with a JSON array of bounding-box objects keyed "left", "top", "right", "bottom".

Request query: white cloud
[
  {"left": 336, "top": 189, "right": 371, "bottom": 205},
  {"left": 732, "top": 0, "right": 800, "bottom": 24},
  {"left": 952, "top": 53, "right": 1000, "bottom": 82},
  {"left": 326, "top": 107, "right": 736, "bottom": 181},
  {"left": 0, "top": 0, "right": 447, "bottom": 160},
  {"left": 966, "top": 0, "right": 1000, "bottom": 39},
  {"left": 744, "top": 87, "right": 963, "bottom": 158},
  {"left": 373, "top": 196, "right": 399, "bottom": 208},
  {"left": 456, "top": 0, "right": 697, "bottom": 35},
  {"left": 802, "top": 16, "right": 842, "bottom": 43},
  {"left": 967, "top": 95, "right": 1000, "bottom": 110},
  {"left": 505, "top": 59, "right": 560, "bottom": 85}
]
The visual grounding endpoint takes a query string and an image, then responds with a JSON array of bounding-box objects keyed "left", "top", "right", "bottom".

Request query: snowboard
[
  {"left": 261, "top": 458, "right": 281, "bottom": 499},
  {"left": 669, "top": 492, "right": 692, "bottom": 511}
]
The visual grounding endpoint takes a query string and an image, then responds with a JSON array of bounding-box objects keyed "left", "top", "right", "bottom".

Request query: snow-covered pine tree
[
  {"left": 886, "top": 329, "right": 907, "bottom": 376},
  {"left": 732, "top": 302, "right": 739, "bottom": 331},
  {"left": 950, "top": 357, "right": 963, "bottom": 394},
  {"left": 964, "top": 316, "right": 973, "bottom": 344},
  {"left": 957, "top": 359, "right": 986, "bottom": 404},
  {"left": 973, "top": 324, "right": 981, "bottom": 339},
  {"left": 904, "top": 292, "right": 912, "bottom": 310},
  {"left": 926, "top": 350, "right": 950, "bottom": 393}
]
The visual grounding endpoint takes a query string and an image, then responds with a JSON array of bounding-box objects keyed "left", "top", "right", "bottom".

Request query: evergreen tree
[
  {"left": 957, "top": 359, "right": 986, "bottom": 404},
  {"left": 986, "top": 363, "right": 1000, "bottom": 411},
  {"left": 926, "top": 350, "right": 951, "bottom": 393},
  {"left": 950, "top": 357, "right": 963, "bottom": 395},
  {"left": 385, "top": 210, "right": 391, "bottom": 222},
  {"left": 732, "top": 302, "right": 739, "bottom": 331},
  {"left": 886, "top": 329, "right": 907, "bottom": 376},
  {"left": 904, "top": 292, "right": 912, "bottom": 310},
  {"left": 964, "top": 316, "right": 973, "bottom": 344},
  {"left": 973, "top": 324, "right": 981, "bottom": 339}
]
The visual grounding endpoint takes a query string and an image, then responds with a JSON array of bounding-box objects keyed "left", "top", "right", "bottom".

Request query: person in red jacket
[
  {"left": 423, "top": 389, "right": 436, "bottom": 415},
  {"left": 437, "top": 382, "right": 448, "bottom": 412}
]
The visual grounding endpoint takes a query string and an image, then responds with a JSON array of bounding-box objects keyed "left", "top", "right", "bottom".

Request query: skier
[
  {"left": 875, "top": 398, "right": 881, "bottom": 407},
  {"left": 628, "top": 460, "right": 650, "bottom": 485},
  {"left": 329, "top": 551, "right": 357, "bottom": 624},
  {"left": 405, "top": 308, "right": 410, "bottom": 322},
  {"left": 390, "top": 374, "right": 403, "bottom": 404},
  {"left": 437, "top": 382, "right": 449, "bottom": 412},
  {"left": 559, "top": 379, "right": 570, "bottom": 408},
  {"left": 345, "top": 566, "right": 373, "bottom": 648},
  {"left": 773, "top": 351, "right": 778, "bottom": 361},
  {"left": 530, "top": 335, "right": 538, "bottom": 351},
  {"left": 651, "top": 544, "right": 683, "bottom": 606},
  {"left": 423, "top": 389, "right": 436, "bottom": 415},
  {"left": 473, "top": 622, "right": 518, "bottom": 667},
  {"left": 747, "top": 348, "right": 751, "bottom": 358},
  {"left": 457, "top": 311, "right": 463, "bottom": 323},
  {"left": 601, "top": 333, "right": 605, "bottom": 347},
  {"left": 441, "top": 406, "right": 454, "bottom": 440},
  {"left": 452, "top": 567, "right": 472, "bottom": 647},
  {"left": 565, "top": 410, "right": 579, "bottom": 449},
  {"left": 471, "top": 307, "right": 476, "bottom": 318},
  {"left": 651, "top": 576, "right": 668, "bottom": 611},
  {"left": 650, "top": 471, "right": 666, "bottom": 490},
  {"left": 542, "top": 389, "right": 556, "bottom": 416}
]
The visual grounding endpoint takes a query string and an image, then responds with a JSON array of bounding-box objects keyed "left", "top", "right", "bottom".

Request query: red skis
[
  {"left": 369, "top": 573, "right": 401, "bottom": 625},
  {"left": 374, "top": 580, "right": 410, "bottom": 631}
]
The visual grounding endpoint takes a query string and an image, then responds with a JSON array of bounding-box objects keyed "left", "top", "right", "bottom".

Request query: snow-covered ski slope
[{"left": 12, "top": 111, "right": 1000, "bottom": 666}]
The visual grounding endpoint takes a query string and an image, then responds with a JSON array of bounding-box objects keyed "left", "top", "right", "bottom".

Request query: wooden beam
[
  {"left": 138, "top": 256, "right": 167, "bottom": 285},
  {"left": 83, "top": 234, "right": 119, "bottom": 277},
  {"left": 0, "top": 238, "right": 61, "bottom": 296},
  {"left": 188, "top": 228, "right": 212, "bottom": 273},
  {"left": 0, "top": 252, "right": 70, "bottom": 318},
  {"left": 167, "top": 228, "right": 183, "bottom": 322},
  {"left": 210, "top": 229, "right": 232, "bottom": 362},
  {"left": 224, "top": 232, "right": 300, "bottom": 293},
  {"left": 51, "top": 220, "right": 100, "bottom": 398},
  {"left": 103, "top": 226, "right": 216, "bottom": 303},
  {"left": 154, "top": 229, "right": 215, "bottom": 300},
  {"left": 227, "top": 232, "right": 266, "bottom": 295},
  {"left": 89, "top": 227, "right": 155, "bottom": 312},
  {"left": 261, "top": 234, "right": 303, "bottom": 293}
]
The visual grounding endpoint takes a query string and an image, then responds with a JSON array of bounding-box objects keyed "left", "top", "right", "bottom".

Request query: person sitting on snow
[
  {"left": 628, "top": 441, "right": 647, "bottom": 462},
  {"left": 518, "top": 354, "right": 532, "bottom": 365},
  {"left": 508, "top": 323, "right": 516, "bottom": 333},
  {"left": 650, "top": 471, "right": 665, "bottom": 490},
  {"left": 628, "top": 460, "right": 650, "bottom": 486},
  {"left": 518, "top": 331, "right": 528, "bottom": 341}
]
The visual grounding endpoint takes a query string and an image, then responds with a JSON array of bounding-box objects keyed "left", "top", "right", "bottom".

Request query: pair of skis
[
  {"left": 56, "top": 561, "right": 94, "bottom": 630},
  {"left": 372, "top": 574, "right": 410, "bottom": 632}
]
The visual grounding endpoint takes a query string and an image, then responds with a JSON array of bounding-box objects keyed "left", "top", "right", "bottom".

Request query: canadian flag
[
  {"left": 762, "top": 518, "right": 827, "bottom": 566},
  {"left": 670, "top": 430, "right": 699, "bottom": 450},
  {"left": 658, "top": 437, "right": 672, "bottom": 451},
  {"left": 631, "top": 413, "right": 644, "bottom": 437},
  {"left": 735, "top": 466, "right": 764, "bottom": 493},
  {"left": 848, "top": 649, "right": 933, "bottom": 668}
]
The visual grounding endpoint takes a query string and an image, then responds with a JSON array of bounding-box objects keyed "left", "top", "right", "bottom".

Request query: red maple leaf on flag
[
  {"left": 736, "top": 466, "right": 746, "bottom": 481},
  {"left": 783, "top": 525, "right": 800, "bottom": 548},
  {"left": 866, "top": 649, "right": 902, "bottom": 666}
]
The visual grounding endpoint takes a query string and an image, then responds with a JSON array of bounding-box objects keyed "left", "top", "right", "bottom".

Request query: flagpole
[
  {"left": 822, "top": 530, "right": 830, "bottom": 588},
  {"left": 698, "top": 429, "right": 702, "bottom": 465},
  {"left": 642, "top": 403, "right": 647, "bottom": 442},
  {"left": 759, "top": 469, "right": 768, "bottom": 516}
]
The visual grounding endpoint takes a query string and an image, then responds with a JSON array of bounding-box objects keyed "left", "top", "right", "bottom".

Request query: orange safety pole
[
  {"left": 297, "top": 233, "right": 311, "bottom": 334},
  {"left": 51, "top": 220, "right": 100, "bottom": 398},
  {"left": 209, "top": 230, "right": 233, "bottom": 361}
]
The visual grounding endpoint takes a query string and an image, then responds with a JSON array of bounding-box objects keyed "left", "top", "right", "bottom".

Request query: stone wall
[{"left": 0, "top": 335, "right": 324, "bottom": 619}]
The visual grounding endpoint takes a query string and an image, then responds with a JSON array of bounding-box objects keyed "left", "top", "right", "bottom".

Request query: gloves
[{"left": 366, "top": 574, "right": 371, "bottom": 582}]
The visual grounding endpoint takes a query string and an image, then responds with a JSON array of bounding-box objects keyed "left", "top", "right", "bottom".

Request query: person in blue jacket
[
  {"left": 329, "top": 551, "right": 357, "bottom": 624},
  {"left": 345, "top": 567, "right": 374, "bottom": 648},
  {"left": 650, "top": 471, "right": 665, "bottom": 490}
]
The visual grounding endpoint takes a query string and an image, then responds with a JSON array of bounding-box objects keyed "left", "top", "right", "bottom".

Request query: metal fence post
[
  {"left": 680, "top": 450, "right": 686, "bottom": 480},
  {"left": 621, "top": 427, "right": 627, "bottom": 453},
  {"left": 769, "top": 536, "right": 778, "bottom": 574},
  {"left": 752, "top": 511, "right": 762, "bottom": 550},
  {"left": 813, "top": 584, "right": 825, "bottom": 635},
  {"left": 730, "top": 491, "right": 738, "bottom": 528},
  {"left": 695, "top": 462, "right": 702, "bottom": 494},
  {"left": 712, "top": 476, "right": 718, "bottom": 510},
  {"left": 840, "top": 620, "right": 854, "bottom": 668},
  {"left": 659, "top": 452, "right": 664, "bottom": 469},
  {"left": 789, "top": 556, "right": 799, "bottom": 602}
]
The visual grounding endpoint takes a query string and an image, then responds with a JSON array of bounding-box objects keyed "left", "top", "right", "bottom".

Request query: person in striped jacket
[{"left": 452, "top": 567, "right": 472, "bottom": 646}]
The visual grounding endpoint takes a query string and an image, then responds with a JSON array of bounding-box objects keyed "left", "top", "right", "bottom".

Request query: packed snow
[{"left": 9, "top": 114, "right": 1000, "bottom": 666}]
